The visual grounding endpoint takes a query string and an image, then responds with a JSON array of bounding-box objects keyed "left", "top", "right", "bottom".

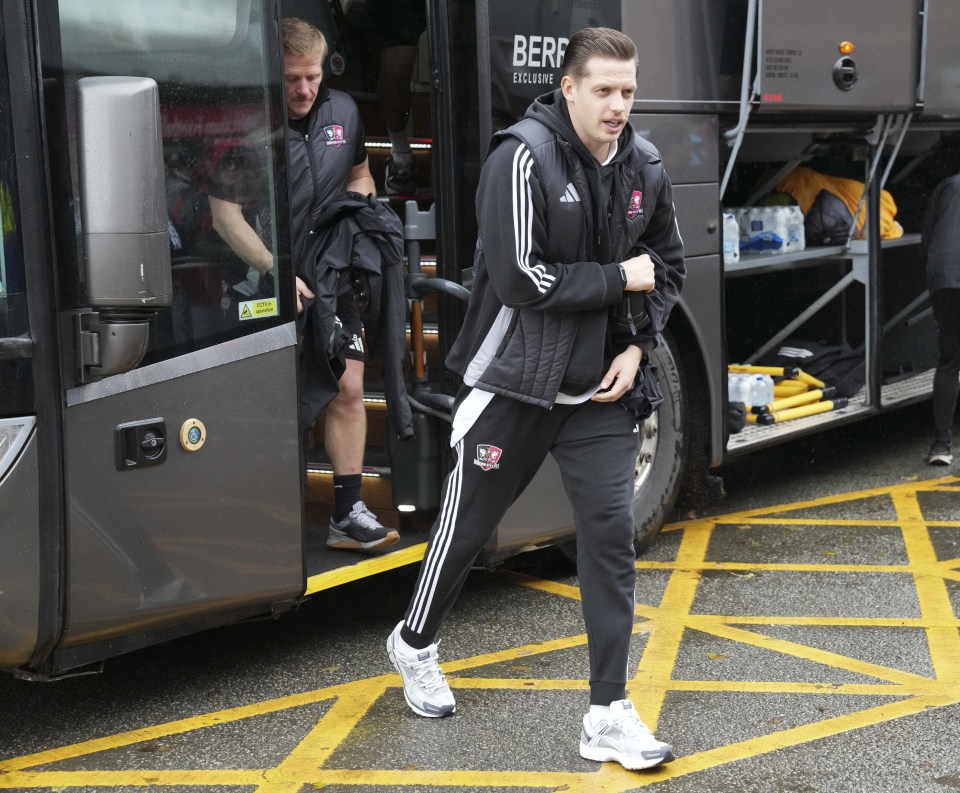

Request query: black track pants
[
  {"left": 401, "top": 392, "right": 640, "bottom": 706},
  {"left": 932, "top": 288, "right": 960, "bottom": 442}
]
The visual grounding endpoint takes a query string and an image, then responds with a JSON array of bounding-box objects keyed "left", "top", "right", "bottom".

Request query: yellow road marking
[
  {"left": 2, "top": 476, "right": 959, "bottom": 791},
  {"left": 892, "top": 490, "right": 960, "bottom": 683},
  {"left": 694, "top": 622, "right": 938, "bottom": 688},
  {"left": 632, "top": 521, "right": 714, "bottom": 730}
]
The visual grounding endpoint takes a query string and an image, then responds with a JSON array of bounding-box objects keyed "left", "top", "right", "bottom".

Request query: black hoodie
[{"left": 446, "top": 89, "right": 685, "bottom": 409}]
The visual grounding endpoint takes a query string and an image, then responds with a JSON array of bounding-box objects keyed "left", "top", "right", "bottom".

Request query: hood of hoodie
[
  {"left": 525, "top": 88, "right": 636, "bottom": 169},
  {"left": 524, "top": 88, "right": 638, "bottom": 265}
]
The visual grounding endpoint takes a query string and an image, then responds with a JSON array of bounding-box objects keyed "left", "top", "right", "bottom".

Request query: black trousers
[
  {"left": 402, "top": 392, "right": 640, "bottom": 706},
  {"left": 932, "top": 288, "right": 960, "bottom": 442}
]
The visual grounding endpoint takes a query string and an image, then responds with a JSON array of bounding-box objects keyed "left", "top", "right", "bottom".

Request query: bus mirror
[{"left": 76, "top": 76, "right": 171, "bottom": 311}]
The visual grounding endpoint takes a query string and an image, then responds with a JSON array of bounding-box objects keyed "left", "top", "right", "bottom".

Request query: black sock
[{"left": 333, "top": 474, "right": 362, "bottom": 521}]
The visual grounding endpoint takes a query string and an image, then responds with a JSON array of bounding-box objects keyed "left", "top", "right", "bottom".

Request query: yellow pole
[
  {"left": 757, "top": 398, "right": 848, "bottom": 425},
  {"left": 773, "top": 380, "right": 808, "bottom": 398},
  {"left": 728, "top": 364, "right": 799, "bottom": 379},
  {"left": 755, "top": 386, "right": 837, "bottom": 415},
  {"left": 795, "top": 369, "right": 826, "bottom": 389}
]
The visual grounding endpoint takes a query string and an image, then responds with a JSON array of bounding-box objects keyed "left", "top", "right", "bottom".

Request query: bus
[{"left": 2, "top": 0, "right": 958, "bottom": 678}]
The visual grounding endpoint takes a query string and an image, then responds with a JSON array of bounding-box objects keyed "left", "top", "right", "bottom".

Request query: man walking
[
  {"left": 386, "top": 27, "right": 685, "bottom": 771},
  {"left": 923, "top": 171, "right": 960, "bottom": 466},
  {"left": 207, "top": 17, "right": 398, "bottom": 551}
]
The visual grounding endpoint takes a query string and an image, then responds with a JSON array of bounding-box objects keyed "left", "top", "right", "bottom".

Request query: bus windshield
[
  {"left": 49, "top": 0, "right": 292, "bottom": 365},
  {"left": 0, "top": 9, "right": 32, "bottom": 418}
]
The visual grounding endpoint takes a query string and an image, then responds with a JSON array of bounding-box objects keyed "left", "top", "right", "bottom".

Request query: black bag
[
  {"left": 804, "top": 190, "right": 854, "bottom": 246},
  {"left": 766, "top": 339, "right": 865, "bottom": 398},
  {"left": 620, "top": 360, "right": 663, "bottom": 422}
]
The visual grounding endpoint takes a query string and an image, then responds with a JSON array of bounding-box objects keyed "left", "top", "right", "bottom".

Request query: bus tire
[{"left": 558, "top": 329, "right": 687, "bottom": 560}]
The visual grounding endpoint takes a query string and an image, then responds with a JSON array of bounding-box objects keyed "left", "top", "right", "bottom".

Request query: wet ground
[{"left": 1, "top": 405, "right": 958, "bottom": 792}]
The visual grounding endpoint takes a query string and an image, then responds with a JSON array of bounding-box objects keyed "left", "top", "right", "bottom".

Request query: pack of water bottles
[
  {"left": 726, "top": 206, "right": 806, "bottom": 255},
  {"left": 727, "top": 372, "right": 775, "bottom": 407}
]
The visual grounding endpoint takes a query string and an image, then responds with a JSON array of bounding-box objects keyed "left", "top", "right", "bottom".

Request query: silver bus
[{"left": 2, "top": 0, "right": 958, "bottom": 677}]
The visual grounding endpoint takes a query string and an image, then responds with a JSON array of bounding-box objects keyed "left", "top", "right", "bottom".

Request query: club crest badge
[
  {"left": 474, "top": 444, "right": 503, "bottom": 471},
  {"left": 323, "top": 124, "right": 346, "bottom": 148},
  {"left": 627, "top": 190, "right": 644, "bottom": 219}
]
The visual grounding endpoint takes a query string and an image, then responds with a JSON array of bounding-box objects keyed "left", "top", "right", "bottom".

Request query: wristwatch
[{"left": 617, "top": 263, "right": 628, "bottom": 290}]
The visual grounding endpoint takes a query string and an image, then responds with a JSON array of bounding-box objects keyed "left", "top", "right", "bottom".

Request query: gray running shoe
[
  {"left": 928, "top": 440, "right": 953, "bottom": 466},
  {"left": 327, "top": 501, "right": 399, "bottom": 551},
  {"left": 384, "top": 155, "right": 416, "bottom": 196},
  {"left": 579, "top": 699, "right": 675, "bottom": 770},
  {"left": 387, "top": 621, "right": 456, "bottom": 718}
]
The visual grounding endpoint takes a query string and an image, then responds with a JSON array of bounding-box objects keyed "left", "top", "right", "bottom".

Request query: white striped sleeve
[{"left": 510, "top": 144, "right": 555, "bottom": 294}]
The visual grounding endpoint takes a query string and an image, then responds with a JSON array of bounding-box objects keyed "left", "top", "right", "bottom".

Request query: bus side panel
[
  {"left": 0, "top": 428, "right": 40, "bottom": 668},
  {"left": 623, "top": 0, "right": 744, "bottom": 108},
  {"left": 756, "top": 0, "right": 920, "bottom": 112},
  {"left": 59, "top": 342, "right": 302, "bottom": 650},
  {"left": 673, "top": 256, "right": 725, "bottom": 466},
  {"left": 632, "top": 113, "right": 725, "bottom": 465},
  {"left": 923, "top": 0, "right": 960, "bottom": 116}
]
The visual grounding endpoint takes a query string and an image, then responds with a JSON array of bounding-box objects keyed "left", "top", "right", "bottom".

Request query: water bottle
[
  {"left": 735, "top": 207, "right": 750, "bottom": 249},
  {"left": 785, "top": 205, "right": 806, "bottom": 252},
  {"left": 727, "top": 373, "right": 751, "bottom": 405},
  {"left": 768, "top": 207, "right": 790, "bottom": 253},
  {"left": 722, "top": 212, "right": 740, "bottom": 265},
  {"left": 748, "top": 374, "right": 775, "bottom": 407}
]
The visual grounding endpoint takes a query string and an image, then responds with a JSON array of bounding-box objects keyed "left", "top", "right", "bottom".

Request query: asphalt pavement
[{"left": 1, "top": 404, "right": 959, "bottom": 792}]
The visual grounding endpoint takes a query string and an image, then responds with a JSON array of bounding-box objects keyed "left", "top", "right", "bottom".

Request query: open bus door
[{"left": 5, "top": 0, "right": 304, "bottom": 678}]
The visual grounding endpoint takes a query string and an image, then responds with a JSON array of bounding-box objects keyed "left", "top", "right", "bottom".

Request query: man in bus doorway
[
  {"left": 923, "top": 170, "right": 960, "bottom": 466},
  {"left": 207, "top": 17, "right": 399, "bottom": 552},
  {"left": 386, "top": 27, "right": 685, "bottom": 772}
]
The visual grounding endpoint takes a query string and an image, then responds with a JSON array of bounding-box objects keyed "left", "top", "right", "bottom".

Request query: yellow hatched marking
[
  {"left": 633, "top": 561, "right": 913, "bottom": 573},
  {"left": 631, "top": 520, "right": 714, "bottom": 730},
  {"left": 690, "top": 622, "right": 938, "bottom": 688},
  {"left": 695, "top": 614, "right": 956, "bottom": 628},
  {"left": 253, "top": 683, "right": 388, "bottom": 793},
  {"left": 892, "top": 490, "right": 960, "bottom": 683},
  {"left": 2, "top": 476, "right": 959, "bottom": 791}
]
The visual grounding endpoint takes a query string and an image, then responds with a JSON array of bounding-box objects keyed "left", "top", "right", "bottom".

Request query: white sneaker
[
  {"left": 579, "top": 699, "right": 675, "bottom": 770},
  {"left": 386, "top": 621, "right": 456, "bottom": 718}
]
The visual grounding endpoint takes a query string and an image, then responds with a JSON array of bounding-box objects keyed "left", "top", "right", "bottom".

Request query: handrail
[
  {"left": 719, "top": 0, "right": 759, "bottom": 200},
  {"left": 407, "top": 275, "right": 470, "bottom": 302}
]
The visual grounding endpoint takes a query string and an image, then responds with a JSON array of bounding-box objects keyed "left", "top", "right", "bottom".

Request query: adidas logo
[{"left": 559, "top": 183, "right": 581, "bottom": 203}]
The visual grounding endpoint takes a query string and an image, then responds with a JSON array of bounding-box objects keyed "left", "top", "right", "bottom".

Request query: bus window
[
  {"left": 45, "top": 0, "right": 292, "bottom": 366},
  {"left": 0, "top": 10, "right": 32, "bottom": 418}
]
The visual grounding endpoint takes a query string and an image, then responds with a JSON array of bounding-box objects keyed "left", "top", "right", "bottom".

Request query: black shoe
[
  {"left": 384, "top": 155, "right": 416, "bottom": 196},
  {"left": 928, "top": 440, "right": 953, "bottom": 466},
  {"left": 328, "top": 500, "right": 400, "bottom": 551}
]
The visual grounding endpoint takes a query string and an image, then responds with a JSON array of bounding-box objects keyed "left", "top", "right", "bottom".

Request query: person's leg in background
[
  {"left": 326, "top": 285, "right": 398, "bottom": 550},
  {"left": 929, "top": 287, "right": 960, "bottom": 465},
  {"left": 370, "top": 0, "right": 426, "bottom": 195}
]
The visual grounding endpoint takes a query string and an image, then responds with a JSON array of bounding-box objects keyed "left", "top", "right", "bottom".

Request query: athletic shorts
[{"left": 336, "top": 274, "right": 365, "bottom": 363}]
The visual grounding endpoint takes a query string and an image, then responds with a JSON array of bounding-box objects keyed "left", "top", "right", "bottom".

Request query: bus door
[
  {"left": 34, "top": 0, "right": 303, "bottom": 674},
  {"left": 0, "top": 1, "right": 47, "bottom": 675}
]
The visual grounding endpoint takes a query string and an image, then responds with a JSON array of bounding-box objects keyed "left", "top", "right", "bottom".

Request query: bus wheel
[{"left": 559, "top": 330, "right": 687, "bottom": 560}]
